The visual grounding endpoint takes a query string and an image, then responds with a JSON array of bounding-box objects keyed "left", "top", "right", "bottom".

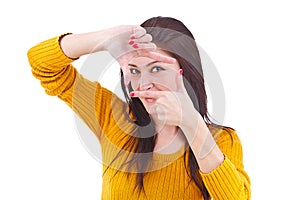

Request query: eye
[
  {"left": 129, "top": 68, "right": 140, "bottom": 75},
  {"left": 151, "top": 66, "right": 165, "bottom": 73}
]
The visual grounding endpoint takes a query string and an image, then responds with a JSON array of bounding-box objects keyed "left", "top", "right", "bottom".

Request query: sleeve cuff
[
  {"left": 200, "top": 156, "right": 247, "bottom": 199},
  {"left": 28, "top": 33, "right": 77, "bottom": 69}
]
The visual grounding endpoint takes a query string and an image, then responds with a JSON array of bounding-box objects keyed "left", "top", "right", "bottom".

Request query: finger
[
  {"left": 131, "top": 43, "right": 157, "bottom": 50},
  {"left": 131, "top": 33, "right": 153, "bottom": 43},
  {"left": 123, "top": 67, "right": 131, "bottom": 86},
  {"left": 118, "top": 54, "right": 134, "bottom": 86},
  {"left": 129, "top": 90, "right": 164, "bottom": 99},
  {"left": 148, "top": 105, "right": 157, "bottom": 115},
  {"left": 130, "top": 27, "right": 147, "bottom": 39},
  {"left": 156, "top": 106, "right": 167, "bottom": 121},
  {"left": 149, "top": 104, "right": 163, "bottom": 114},
  {"left": 149, "top": 105, "right": 167, "bottom": 122},
  {"left": 128, "top": 34, "right": 152, "bottom": 46},
  {"left": 176, "top": 69, "right": 186, "bottom": 92},
  {"left": 120, "top": 62, "right": 131, "bottom": 86}
]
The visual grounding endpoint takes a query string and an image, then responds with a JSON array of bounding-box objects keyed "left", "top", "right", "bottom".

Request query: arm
[
  {"left": 59, "top": 27, "right": 131, "bottom": 58},
  {"left": 181, "top": 114, "right": 251, "bottom": 200},
  {"left": 59, "top": 26, "right": 176, "bottom": 62},
  {"left": 59, "top": 26, "right": 176, "bottom": 86},
  {"left": 27, "top": 26, "right": 137, "bottom": 137},
  {"left": 180, "top": 113, "right": 224, "bottom": 173},
  {"left": 27, "top": 34, "right": 114, "bottom": 137},
  {"left": 27, "top": 26, "right": 175, "bottom": 138},
  {"left": 128, "top": 49, "right": 251, "bottom": 199}
]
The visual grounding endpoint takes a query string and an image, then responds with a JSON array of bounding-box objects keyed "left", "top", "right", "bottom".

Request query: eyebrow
[{"left": 128, "top": 61, "right": 160, "bottom": 68}]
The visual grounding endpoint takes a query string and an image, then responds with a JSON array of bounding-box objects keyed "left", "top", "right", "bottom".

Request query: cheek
[
  {"left": 157, "top": 79, "right": 176, "bottom": 91},
  {"left": 154, "top": 74, "right": 177, "bottom": 91},
  {"left": 129, "top": 72, "right": 178, "bottom": 91}
]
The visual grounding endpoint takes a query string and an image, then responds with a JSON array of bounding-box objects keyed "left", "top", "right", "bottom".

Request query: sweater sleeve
[
  {"left": 200, "top": 129, "right": 251, "bottom": 200},
  {"left": 27, "top": 34, "right": 123, "bottom": 139}
]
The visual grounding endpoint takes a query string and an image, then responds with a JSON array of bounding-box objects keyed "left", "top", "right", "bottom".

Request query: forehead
[
  {"left": 129, "top": 57, "right": 156, "bottom": 66},
  {"left": 129, "top": 49, "right": 173, "bottom": 66}
]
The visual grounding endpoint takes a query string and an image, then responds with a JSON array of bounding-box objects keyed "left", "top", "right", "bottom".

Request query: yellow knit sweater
[{"left": 27, "top": 35, "right": 251, "bottom": 200}]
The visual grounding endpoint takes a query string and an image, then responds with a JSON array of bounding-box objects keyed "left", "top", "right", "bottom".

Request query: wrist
[
  {"left": 100, "top": 29, "right": 114, "bottom": 51},
  {"left": 180, "top": 111, "right": 207, "bottom": 141},
  {"left": 180, "top": 110, "right": 203, "bottom": 131}
]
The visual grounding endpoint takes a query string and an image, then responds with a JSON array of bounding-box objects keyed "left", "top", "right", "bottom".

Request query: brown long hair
[{"left": 117, "top": 16, "right": 224, "bottom": 199}]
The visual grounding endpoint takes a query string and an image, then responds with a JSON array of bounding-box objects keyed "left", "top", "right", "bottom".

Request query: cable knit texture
[{"left": 27, "top": 35, "right": 251, "bottom": 200}]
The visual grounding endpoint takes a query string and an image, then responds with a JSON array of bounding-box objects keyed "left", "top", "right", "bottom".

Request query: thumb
[
  {"left": 121, "top": 63, "right": 130, "bottom": 86},
  {"left": 177, "top": 69, "right": 185, "bottom": 92}
]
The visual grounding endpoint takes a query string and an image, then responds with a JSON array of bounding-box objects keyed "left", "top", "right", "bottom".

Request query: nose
[{"left": 139, "top": 74, "right": 154, "bottom": 91}]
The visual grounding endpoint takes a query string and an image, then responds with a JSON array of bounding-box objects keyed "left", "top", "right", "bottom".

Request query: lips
[{"left": 145, "top": 98, "right": 156, "bottom": 103}]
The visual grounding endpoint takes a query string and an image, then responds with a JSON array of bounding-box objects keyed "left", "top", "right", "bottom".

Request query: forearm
[
  {"left": 180, "top": 113, "right": 224, "bottom": 173},
  {"left": 60, "top": 30, "right": 110, "bottom": 59},
  {"left": 190, "top": 129, "right": 224, "bottom": 174},
  {"left": 181, "top": 114, "right": 251, "bottom": 199}
]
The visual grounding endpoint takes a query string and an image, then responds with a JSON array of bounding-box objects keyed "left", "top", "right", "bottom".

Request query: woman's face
[{"left": 128, "top": 50, "right": 180, "bottom": 112}]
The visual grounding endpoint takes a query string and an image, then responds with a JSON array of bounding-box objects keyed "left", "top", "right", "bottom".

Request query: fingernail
[
  {"left": 128, "top": 40, "right": 134, "bottom": 45},
  {"left": 132, "top": 44, "right": 139, "bottom": 49},
  {"left": 130, "top": 36, "right": 135, "bottom": 39},
  {"left": 179, "top": 69, "right": 183, "bottom": 75},
  {"left": 129, "top": 92, "right": 135, "bottom": 97}
]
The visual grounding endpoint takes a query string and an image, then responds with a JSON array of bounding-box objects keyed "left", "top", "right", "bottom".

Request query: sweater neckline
[{"left": 152, "top": 144, "right": 187, "bottom": 163}]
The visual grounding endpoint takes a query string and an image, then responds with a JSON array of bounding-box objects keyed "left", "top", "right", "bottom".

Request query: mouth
[{"left": 144, "top": 98, "right": 156, "bottom": 103}]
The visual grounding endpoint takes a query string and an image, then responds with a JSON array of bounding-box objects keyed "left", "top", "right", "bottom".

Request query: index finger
[{"left": 130, "top": 90, "right": 165, "bottom": 99}]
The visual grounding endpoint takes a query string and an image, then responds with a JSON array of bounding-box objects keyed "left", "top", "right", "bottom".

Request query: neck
[{"left": 154, "top": 125, "right": 186, "bottom": 153}]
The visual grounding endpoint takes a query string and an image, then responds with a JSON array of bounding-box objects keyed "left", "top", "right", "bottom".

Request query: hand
[
  {"left": 103, "top": 26, "right": 176, "bottom": 85},
  {"left": 129, "top": 69, "right": 198, "bottom": 129},
  {"left": 103, "top": 26, "right": 154, "bottom": 59}
]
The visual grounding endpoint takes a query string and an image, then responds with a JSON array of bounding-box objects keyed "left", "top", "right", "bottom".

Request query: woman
[{"left": 27, "top": 16, "right": 251, "bottom": 199}]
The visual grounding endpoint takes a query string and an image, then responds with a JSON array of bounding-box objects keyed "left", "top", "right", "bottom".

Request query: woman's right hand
[
  {"left": 103, "top": 25, "right": 155, "bottom": 59},
  {"left": 60, "top": 25, "right": 176, "bottom": 85},
  {"left": 103, "top": 25, "right": 176, "bottom": 85}
]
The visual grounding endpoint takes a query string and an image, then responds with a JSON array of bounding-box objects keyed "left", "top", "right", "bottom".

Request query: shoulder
[
  {"left": 208, "top": 124, "right": 246, "bottom": 165},
  {"left": 208, "top": 124, "right": 242, "bottom": 146}
]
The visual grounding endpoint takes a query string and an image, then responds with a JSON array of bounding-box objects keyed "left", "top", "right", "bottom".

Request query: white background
[{"left": 1, "top": 0, "right": 300, "bottom": 199}]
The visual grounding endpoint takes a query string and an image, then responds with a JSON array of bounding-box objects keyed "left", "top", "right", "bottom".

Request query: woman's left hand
[{"left": 130, "top": 69, "right": 199, "bottom": 129}]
